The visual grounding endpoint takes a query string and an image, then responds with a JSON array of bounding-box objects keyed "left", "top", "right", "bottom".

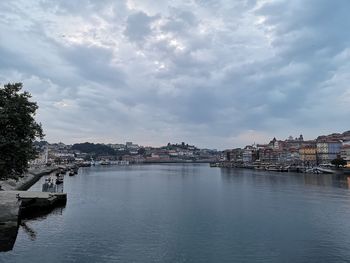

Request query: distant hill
[{"left": 72, "top": 142, "right": 116, "bottom": 156}]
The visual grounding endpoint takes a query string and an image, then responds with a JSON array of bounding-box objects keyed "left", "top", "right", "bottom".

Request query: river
[{"left": 1, "top": 164, "right": 350, "bottom": 262}]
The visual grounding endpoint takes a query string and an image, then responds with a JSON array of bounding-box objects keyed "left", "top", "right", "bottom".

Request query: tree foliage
[
  {"left": 72, "top": 142, "right": 116, "bottom": 156},
  {"left": 331, "top": 158, "right": 347, "bottom": 167},
  {"left": 0, "top": 83, "right": 44, "bottom": 179}
]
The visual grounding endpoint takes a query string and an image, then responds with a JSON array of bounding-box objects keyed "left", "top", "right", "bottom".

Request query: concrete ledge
[
  {"left": 17, "top": 167, "right": 60, "bottom": 191},
  {"left": 0, "top": 191, "right": 67, "bottom": 252}
]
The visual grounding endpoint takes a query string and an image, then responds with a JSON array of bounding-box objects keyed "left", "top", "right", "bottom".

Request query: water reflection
[
  {"left": 0, "top": 205, "right": 66, "bottom": 252},
  {"left": 20, "top": 222, "right": 37, "bottom": 241},
  {"left": 0, "top": 223, "right": 18, "bottom": 252},
  {"left": 2, "top": 164, "right": 350, "bottom": 262}
]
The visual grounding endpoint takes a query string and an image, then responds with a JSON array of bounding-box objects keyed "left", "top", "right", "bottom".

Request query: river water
[{"left": 1, "top": 164, "right": 350, "bottom": 262}]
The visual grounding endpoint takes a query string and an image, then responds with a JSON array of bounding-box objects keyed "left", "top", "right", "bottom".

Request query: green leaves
[{"left": 0, "top": 83, "right": 44, "bottom": 179}]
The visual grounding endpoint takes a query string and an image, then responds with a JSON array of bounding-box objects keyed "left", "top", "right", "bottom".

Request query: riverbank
[{"left": 0, "top": 166, "right": 60, "bottom": 191}]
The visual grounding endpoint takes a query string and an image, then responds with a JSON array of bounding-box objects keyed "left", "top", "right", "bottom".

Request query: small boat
[
  {"left": 56, "top": 178, "right": 63, "bottom": 184},
  {"left": 79, "top": 162, "right": 91, "bottom": 167},
  {"left": 100, "top": 160, "right": 111, "bottom": 165},
  {"left": 68, "top": 170, "right": 75, "bottom": 176},
  {"left": 56, "top": 174, "right": 64, "bottom": 184},
  {"left": 73, "top": 167, "right": 79, "bottom": 174},
  {"left": 265, "top": 165, "right": 280, "bottom": 172}
]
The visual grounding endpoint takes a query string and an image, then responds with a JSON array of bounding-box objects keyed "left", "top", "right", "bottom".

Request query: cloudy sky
[{"left": 0, "top": 0, "right": 349, "bottom": 149}]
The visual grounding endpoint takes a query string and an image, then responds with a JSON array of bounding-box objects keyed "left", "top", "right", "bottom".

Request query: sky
[{"left": 0, "top": 0, "right": 349, "bottom": 149}]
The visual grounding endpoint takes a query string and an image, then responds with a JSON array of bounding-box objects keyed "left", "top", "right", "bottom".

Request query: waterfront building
[
  {"left": 259, "top": 148, "right": 279, "bottom": 164},
  {"left": 242, "top": 146, "right": 254, "bottom": 163},
  {"left": 316, "top": 140, "right": 342, "bottom": 164},
  {"left": 316, "top": 141, "right": 329, "bottom": 164},
  {"left": 268, "top": 137, "right": 282, "bottom": 150},
  {"left": 340, "top": 145, "right": 350, "bottom": 166},
  {"left": 290, "top": 148, "right": 301, "bottom": 164},
  {"left": 226, "top": 148, "right": 243, "bottom": 163},
  {"left": 328, "top": 141, "right": 342, "bottom": 161},
  {"left": 300, "top": 144, "right": 317, "bottom": 166}
]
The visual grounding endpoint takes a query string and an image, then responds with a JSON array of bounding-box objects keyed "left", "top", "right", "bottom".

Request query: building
[
  {"left": 300, "top": 144, "right": 317, "bottom": 166},
  {"left": 341, "top": 145, "right": 350, "bottom": 166},
  {"left": 226, "top": 148, "right": 243, "bottom": 163},
  {"left": 316, "top": 140, "right": 342, "bottom": 164},
  {"left": 259, "top": 148, "right": 279, "bottom": 164},
  {"left": 327, "top": 141, "right": 342, "bottom": 161},
  {"left": 316, "top": 141, "right": 328, "bottom": 164},
  {"left": 242, "top": 146, "right": 253, "bottom": 163}
]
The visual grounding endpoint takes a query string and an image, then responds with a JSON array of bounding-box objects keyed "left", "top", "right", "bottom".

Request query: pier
[{"left": 0, "top": 191, "right": 66, "bottom": 252}]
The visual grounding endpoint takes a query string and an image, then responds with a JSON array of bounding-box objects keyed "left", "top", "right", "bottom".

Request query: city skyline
[
  {"left": 1, "top": 0, "right": 349, "bottom": 149},
  {"left": 39, "top": 129, "right": 350, "bottom": 152}
]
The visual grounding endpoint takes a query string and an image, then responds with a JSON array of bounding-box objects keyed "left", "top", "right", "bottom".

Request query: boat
[
  {"left": 306, "top": 167, "right": 335, "bottom": 174},
  {"left": 100, "top": 160, "right": 111, "bottom": 165},
  {"left": 56, "top": 177, "right": 64, "bottom": 184},
  {"left": 73, "top": 167, "right": 79, "bottom": 174},
  {"left": 55, "top": 174, "right": 64, "bottom": 184},
  {"left": 265, "top": 165, "right": 281, "bottom": 172},
  {"left": 68, "top": 170, "right": 75, "bottom": 176},
  {"left": 79, "top": 162, "right": 91, "bottom": 167}
]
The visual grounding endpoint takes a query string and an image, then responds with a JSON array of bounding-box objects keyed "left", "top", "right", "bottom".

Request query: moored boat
[{"left": 56, "top": 177, "right": 64, "bottom": 184}]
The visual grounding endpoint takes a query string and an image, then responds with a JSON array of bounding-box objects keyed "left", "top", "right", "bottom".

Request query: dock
[{"left": 0, "top": 191, "right": 66, "bottom": 252}]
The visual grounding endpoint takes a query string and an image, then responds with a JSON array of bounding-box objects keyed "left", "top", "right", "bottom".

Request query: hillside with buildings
[
  {"left": 31, "top": 141, "right": 220, "bottom": 165},
  {"left": 223, "top": 130, "right": 350, "bottom": 168}
]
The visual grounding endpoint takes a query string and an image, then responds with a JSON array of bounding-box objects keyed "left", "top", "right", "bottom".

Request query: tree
[
  {"left": 0, "top": 83, "right": 44, "bottom": 180},
  {"left": 71, "top": 142, "right": 116, "bottom": 156},
  {"left": 138, "top": 147, "right": 146, "bottom": 155},
  {"left": 331, "top": 157, "right": 347, "bottom": 168}
]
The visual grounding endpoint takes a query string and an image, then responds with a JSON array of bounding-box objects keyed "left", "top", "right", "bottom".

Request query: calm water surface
[{"left": 2, "top": 164, "right": 350, "bottom": 262}]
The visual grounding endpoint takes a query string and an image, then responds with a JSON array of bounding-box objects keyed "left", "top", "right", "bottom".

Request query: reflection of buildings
[{"left": 303, "top": 173, "right": 334, "bottom": 187}]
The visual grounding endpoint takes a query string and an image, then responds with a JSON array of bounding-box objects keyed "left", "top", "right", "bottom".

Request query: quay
[
  {"left": 210, "top": 162, "right": 350, "bottom": 175},
  {"left": 0, "top": 191, "right": 67, "bottom": 252},
  {"left": 0, "top": 167, "right": 59, "bottom": 191}
]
